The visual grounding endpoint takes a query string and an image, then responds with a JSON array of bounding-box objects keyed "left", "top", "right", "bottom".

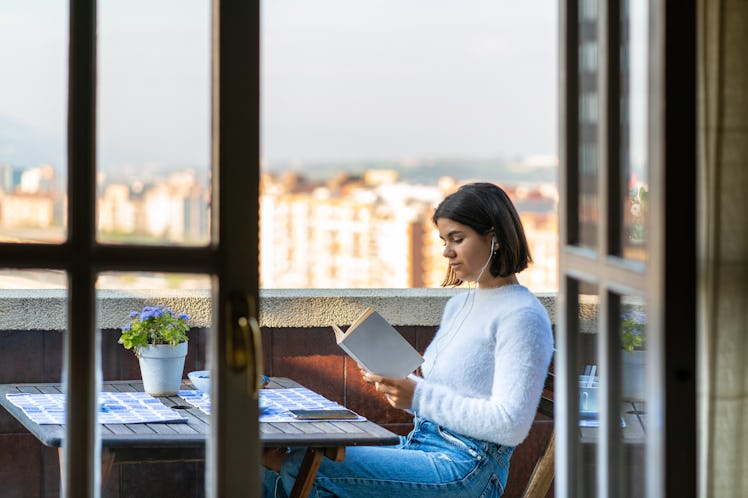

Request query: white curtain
[{"left": 698, "top": 0, "right": 748, "bottom": 496}]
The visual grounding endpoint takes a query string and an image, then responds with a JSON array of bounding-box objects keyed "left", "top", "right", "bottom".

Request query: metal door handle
[{"left": 226, "top": 292, "right": 263, "bottom": 399}]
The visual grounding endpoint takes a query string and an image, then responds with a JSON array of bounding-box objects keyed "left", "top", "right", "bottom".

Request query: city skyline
[
  {"left": 0, "top": 163, "right": 559, "bottom": 292},
  {"left": 0, "top": 0, "right": 557, "bottom": 170}
]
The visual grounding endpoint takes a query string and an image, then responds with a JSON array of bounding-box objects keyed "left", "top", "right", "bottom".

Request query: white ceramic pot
[
  {"left": 137, "top": 342, "right": 188, "bottom": 396},
  {"left": 622, "top": 350, "right": 646, "bottom": 401}
]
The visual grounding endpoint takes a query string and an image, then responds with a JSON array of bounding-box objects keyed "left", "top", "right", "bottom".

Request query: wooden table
[
  {"left": 0, "top": 378, "right": 400, "bottom": 498},
  {"left": 578, "top": 400, "right": 647, "bottom": 444}
]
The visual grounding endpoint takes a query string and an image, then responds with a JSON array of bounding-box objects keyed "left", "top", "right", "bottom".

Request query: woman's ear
[{"left": 487, "top": 229, "right": 498, "bottom": 250}]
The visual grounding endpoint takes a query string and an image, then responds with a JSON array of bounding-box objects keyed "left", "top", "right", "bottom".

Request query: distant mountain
[
  {"left": 2, "top": 115, "right": 557, "bottom": 187},
  {"left": 0, "top": 115, "right": 64, "bottom": 167},
  {"left": 263, "top": 156, "right": 557, "bottom": 186}
]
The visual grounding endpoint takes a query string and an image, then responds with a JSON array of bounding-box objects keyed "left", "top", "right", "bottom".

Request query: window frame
[
  {"left": 556, "top": 0, "right": 697, "bottom": 496},
  {"left": 0, "top": 1, "right": 262, "bottom": 496}
]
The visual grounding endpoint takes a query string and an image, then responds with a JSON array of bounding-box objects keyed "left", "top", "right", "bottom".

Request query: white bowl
[{"left": 188, "top": 370, "right": 210, "bottom": 393}]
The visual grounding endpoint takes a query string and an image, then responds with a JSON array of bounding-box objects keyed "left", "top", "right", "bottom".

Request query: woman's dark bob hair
[{"left": 432, "top": 182, "right": 532, "bottom": 287}]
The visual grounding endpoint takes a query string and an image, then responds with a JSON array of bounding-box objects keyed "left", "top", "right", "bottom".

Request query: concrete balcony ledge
[{"left": 0, "top": 288, "right": 559, "bottom": 330}]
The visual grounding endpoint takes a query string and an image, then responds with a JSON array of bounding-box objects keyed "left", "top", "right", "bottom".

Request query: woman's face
[{"left": 436, "top": 217, "right": 494, "bottom": 284}]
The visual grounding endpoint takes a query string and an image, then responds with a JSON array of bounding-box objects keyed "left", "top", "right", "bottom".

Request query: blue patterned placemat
[
  {"left": 178, "top": 387, "right": 365, "bottom": 422},
  {"left": 178, "top": 390, "right": 211, "bottom": 414},
  {"left": 5, "top": 392, "right": 188, "bottom": 425},
  {"left": 578, "top": 412, "right": 627, "bottom": 428}
]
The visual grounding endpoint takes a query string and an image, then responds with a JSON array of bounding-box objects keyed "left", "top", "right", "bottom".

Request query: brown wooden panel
[
  {"left": 0, "top": 433, "right": 43, "bottom": 498},
  {"left": 0, "top": 331, "right": 45, "bottom": 383}
]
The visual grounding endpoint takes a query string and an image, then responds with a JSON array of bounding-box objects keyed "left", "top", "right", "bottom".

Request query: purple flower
[{"left": 120, "top": 303, "right": 190, "bottom": 350}]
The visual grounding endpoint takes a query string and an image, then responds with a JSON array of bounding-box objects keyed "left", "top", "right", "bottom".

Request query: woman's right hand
[{"left": 361, "top": 370, "right": 416, "bottom": 410}]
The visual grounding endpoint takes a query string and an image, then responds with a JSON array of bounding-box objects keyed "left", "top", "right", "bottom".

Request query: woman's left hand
[{"left": 362, "top": 371, "right": 416, "bottom": 409}]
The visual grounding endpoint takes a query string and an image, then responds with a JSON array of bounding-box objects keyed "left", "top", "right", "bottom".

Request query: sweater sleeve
[{"left": 410, "top": 308, "right": 553, "bottom": 446}]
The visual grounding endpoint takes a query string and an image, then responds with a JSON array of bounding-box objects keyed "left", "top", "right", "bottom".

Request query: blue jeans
[{"left": 263, "top": 417, "right": 514, "bottom": 498}]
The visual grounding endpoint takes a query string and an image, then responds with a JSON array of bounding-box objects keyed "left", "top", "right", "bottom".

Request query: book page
[{"left": 348, "top": 307, "right": 375, "bottom": 332}]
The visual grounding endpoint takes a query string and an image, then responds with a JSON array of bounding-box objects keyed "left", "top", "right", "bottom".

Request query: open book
[{"left": 332, "top": 307, "right": 424, "bottom": 378}]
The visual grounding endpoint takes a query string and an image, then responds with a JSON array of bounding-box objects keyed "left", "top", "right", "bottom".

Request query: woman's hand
[{"left": 362, "top": 370, "right": 417, "bottom": 409}]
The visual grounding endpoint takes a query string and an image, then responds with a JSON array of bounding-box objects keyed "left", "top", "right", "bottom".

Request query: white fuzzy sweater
[{"left": 410, "top": 284, "right": 554, "bottom": 446}]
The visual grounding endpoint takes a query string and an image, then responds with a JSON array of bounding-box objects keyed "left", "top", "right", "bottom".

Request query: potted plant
[
  {"left": 621, "top": 310, "right": 646, "bottom": 400},
  {"left": 119, "top": 305, "right": 190, "bottom": 396}
]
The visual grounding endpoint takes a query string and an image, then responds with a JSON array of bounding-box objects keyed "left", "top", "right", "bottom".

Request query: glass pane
[
  {"left": 0, "top": 269, "right": 66, "bottom": 289},
  {"left": 97, "top": 0, "right": 211, "bottom": 246},
  {"left": 620, "top": 0, "right": 648, "bottom": 261},
  {"left": 577, "top": 0, "right": 599, "bottom": 249},
  {"left": 619, "top": 294, "right": 647, "bottom": 497},
  {"left": 0, "top": 2, "right": 68, "bottom": 243},
  {"left": 96, "top": 271, "right": 211, "bottom": 495},
  {"left": 0, "top": 270, "right": 67, "bottom": 495},
  {"left": 261, "top": 2, "right": 559, "bottom": 291},
  {"left": 576, "top": 280, "right": 599, "bottom": 497}
]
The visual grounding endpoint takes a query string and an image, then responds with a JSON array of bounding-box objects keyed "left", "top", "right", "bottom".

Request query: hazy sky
[{"left": 0, "top": 0, "right": 557, "bottom": 169}]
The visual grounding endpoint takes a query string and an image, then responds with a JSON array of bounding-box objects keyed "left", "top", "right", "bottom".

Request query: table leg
[
  {"left": 101, "top": 448, "right": 115, "bottom": 483},
  {"left": 289, "top": 447, "right": 346, "bottom": 498},
  {"left": 57, "top": 447, "right": 115, "bottom": 486}
]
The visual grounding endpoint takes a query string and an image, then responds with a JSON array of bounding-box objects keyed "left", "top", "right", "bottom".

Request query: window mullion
[
  {"left": 604, "top": 0, "right": 623, "bottom": 259},
  {"left": 65, "top": 0, "right": 99, "bottom": 496},
  {"left": 597, "top": 0, "right": 624, "bottom": 495},
  {"left": 557, "top": 0, "right": 580, "bottom": 495},
  {"left": 560, "top": 0, "right": 580, "bottom": 251}
]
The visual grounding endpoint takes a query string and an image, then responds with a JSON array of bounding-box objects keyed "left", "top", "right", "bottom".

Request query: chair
[{"left": 520, "top": 371, "right": 555, "bottom": 498}]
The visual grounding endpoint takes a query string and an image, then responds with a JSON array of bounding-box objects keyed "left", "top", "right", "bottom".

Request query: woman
[{"left": 263, "top": 182, "right": 554, "bottom": 497}]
